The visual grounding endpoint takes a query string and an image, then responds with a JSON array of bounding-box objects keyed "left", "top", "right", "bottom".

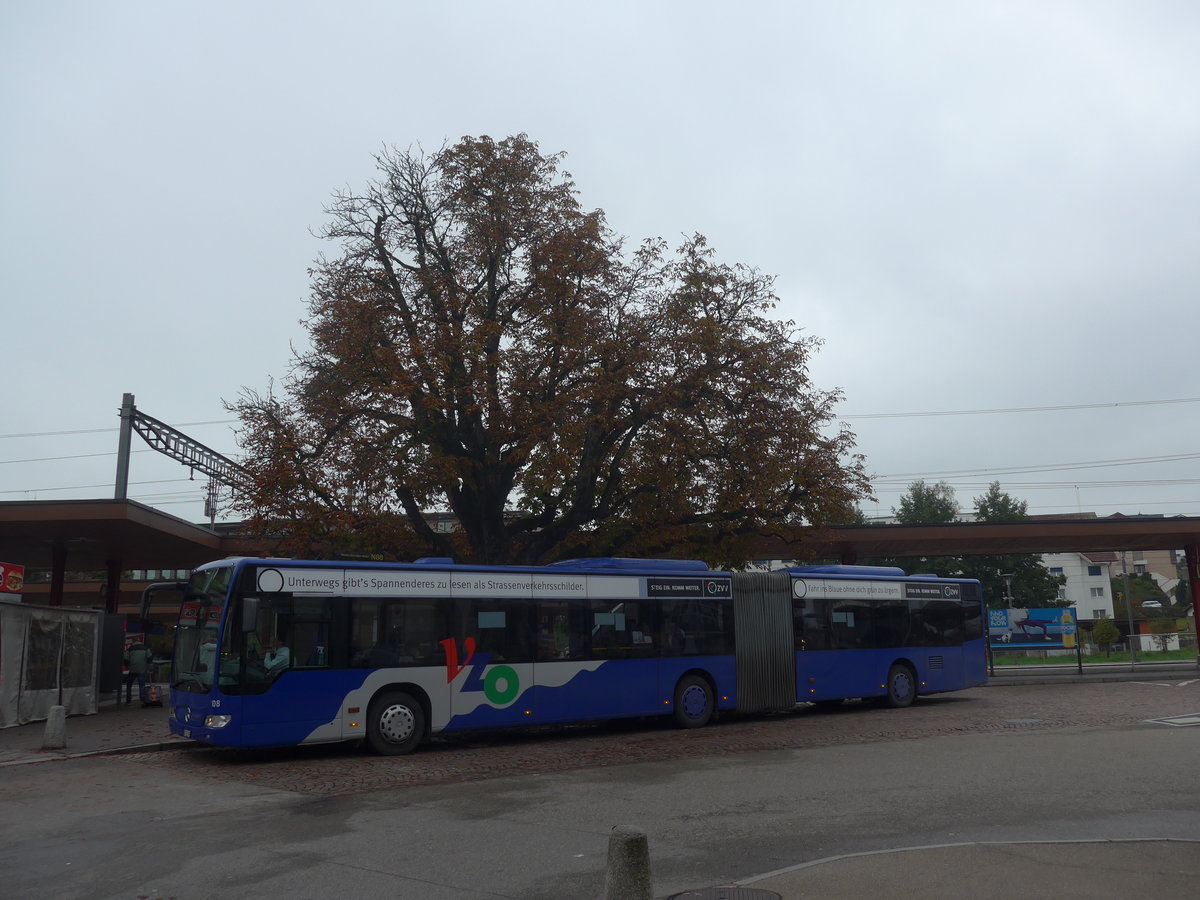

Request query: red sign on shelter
[{"left": 0, "top": 562, "right": 24, "bottom": 595}]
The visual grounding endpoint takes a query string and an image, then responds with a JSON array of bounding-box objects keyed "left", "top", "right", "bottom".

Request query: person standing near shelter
[{"left": 124, "top": 638, "right": 152, "bottom": 704}]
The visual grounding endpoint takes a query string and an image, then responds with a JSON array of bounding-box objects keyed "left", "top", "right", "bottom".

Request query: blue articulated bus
[{"left": 168, "top": 557, "right": 985, "bottom": 754}]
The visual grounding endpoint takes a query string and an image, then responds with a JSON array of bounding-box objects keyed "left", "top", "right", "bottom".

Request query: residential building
[
  {"left": 1041, "top": 551, "right": 1116, "bottom": 622},
  {"left": 1109, "top": 547, "right": 1181, "bottom": 597}
]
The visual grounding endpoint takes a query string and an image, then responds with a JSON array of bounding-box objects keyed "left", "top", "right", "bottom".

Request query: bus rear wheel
[
  {"left": 366, "top": 690, "right": 425, "bottom": 755},
  {"left": 882, "top": 663, "right": 916, "bottom": 709},
  {"left": 673, "top": 675, "right": 714, "bottom": 729}
]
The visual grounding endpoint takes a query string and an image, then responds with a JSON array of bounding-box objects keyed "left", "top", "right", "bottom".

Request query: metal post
[
  {"left": 205, "top": 480, "right": 217, "bottom": 528},
  {"left": 1074, "top": 612, "right": 1083, "bottom": 674},
  {"left": 105, "top": 558, "right": 121, "bottom": 616},
  {"left": 1122, "top": 551, "right": 1136, "bottom": 669},
  {"left": 49, "top": 542, "right": 66, "bottom": 607},
  {"left": 114, "top": 393, "right": 135, "bottom": 500}
]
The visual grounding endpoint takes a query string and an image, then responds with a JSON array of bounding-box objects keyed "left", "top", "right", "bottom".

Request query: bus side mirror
[{"left": 242, "top": 596, "right": 260, "bottom": 632}]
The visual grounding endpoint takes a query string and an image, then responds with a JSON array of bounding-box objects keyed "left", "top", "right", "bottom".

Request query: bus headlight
[{"left": 204, "top": 715, "right": 232, "bottom": 728}]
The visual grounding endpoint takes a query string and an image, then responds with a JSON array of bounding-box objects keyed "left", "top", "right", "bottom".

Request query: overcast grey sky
[{"left": 3, "top": 1, "right": 1198, "bottom": 529}]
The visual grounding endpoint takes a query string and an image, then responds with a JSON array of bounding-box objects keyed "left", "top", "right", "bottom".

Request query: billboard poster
[
  {"left": 988, "top": 607, "right": 1077, "bottom": 648},
  {"left": 1, "top": 561, "right": 24, "bottom": 595}
]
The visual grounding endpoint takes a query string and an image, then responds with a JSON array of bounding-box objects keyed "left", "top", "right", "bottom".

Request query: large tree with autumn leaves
[{"left": 229, "top": 135, "right": 870, "bottom": 565}]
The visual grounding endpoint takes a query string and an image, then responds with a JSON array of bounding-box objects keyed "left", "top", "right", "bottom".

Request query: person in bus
[{"left": 263, "top": 637, "right": 291, "bottom": 676}]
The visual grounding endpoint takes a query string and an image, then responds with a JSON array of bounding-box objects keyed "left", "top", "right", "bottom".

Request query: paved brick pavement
[
  {"left": 121, "top": 679, "right": 1200, "bottom": 796},
  {"left": 0, "top": 692, "right": 182, "bottom": 766}
]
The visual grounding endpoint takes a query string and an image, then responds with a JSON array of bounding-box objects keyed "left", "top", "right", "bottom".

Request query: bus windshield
[{"left": 172, "top": 564, "right": 232, "bottom": 694}]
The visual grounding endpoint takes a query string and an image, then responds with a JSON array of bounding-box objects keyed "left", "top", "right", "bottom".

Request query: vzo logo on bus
[{"left": 439, "top": 637, "right": 520, "bottom": 706}]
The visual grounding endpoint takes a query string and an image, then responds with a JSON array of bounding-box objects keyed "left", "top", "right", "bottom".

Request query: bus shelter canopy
[
  {"left": 0, "top": 500, "right": 225, "bottom": 572},
  {"left": 3, "top": 500, "right": 1200, "bottom": 617}
]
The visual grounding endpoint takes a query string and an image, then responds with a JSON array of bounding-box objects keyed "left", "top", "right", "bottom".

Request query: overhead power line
[
  {"left": 0, "top": 478, "right": 195, "bottom": 495},
  {"left": 0, "top": 419, "right": 237, "bottom": 440},
  {"left": 842, "top": 397, "right": 1200, "bottom": 419},
  {"left": 1024, "top": 498, "right": 1200, "bottom": 511},
  {"left": 872, "top": 478, "right": 1200, "bottom": 491},
  {"left": 876, "top": 451, "right": 1200, "bottom": 480},
  {"left": 0, "top": 449, "right": 157, "bottom": 466}
]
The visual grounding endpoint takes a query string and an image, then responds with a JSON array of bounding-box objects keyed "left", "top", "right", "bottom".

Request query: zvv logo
[{"left": 440, "top": 638, "right": 520, "bottom": 705}]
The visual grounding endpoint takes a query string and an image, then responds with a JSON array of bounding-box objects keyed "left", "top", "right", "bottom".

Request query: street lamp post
[
  {"left": 1001, "top": 573, "right": 1015, "bottom": 609},
  {"left": 1121, "top": 551, "right": 1137, "bottom": 669}
]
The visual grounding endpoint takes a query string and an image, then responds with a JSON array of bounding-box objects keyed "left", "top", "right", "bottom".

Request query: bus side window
[
  {"left": 873, "top": 597, "right": 911, "bottom": 649},
  {"left": 288, "top": 596, "right": 332, "bottom": 668},
  {"left": 537, "top": 601, "right": 586, "bottom": 660},
  {"left": 793, "top": 598, "right": 830, "bottom": 651},
  {"left": 461, "top": 599, "right": 534, "bottom": 663},
  {"left": 661, "top": 598, "right": 732, "bottom": 656},
  {"left": 349, "top": 598, "right": 385, "bottom": 667},
  {"left": 910, "top": 598, "right": 964, "bottom": 646},
  {"left": 830, "top": 599, "right": 873, "bottom": 650},
  {"left": 961, "top": 586, "right": 983, "bottom": 642},
  {"left": 381, "top": 598, "right": 446, "bottom": 666},
  {"left": 589, "top": 600, "right": 654, "bottom": 659}
]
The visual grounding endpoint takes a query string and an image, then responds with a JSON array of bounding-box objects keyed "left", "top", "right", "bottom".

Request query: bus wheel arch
[
  {"left": 365, "top": 685, "right": 429, "bottom": 755},
  {"left": 673, "top": 671, "right": 716, "bottom": 729},
  {"left": 882, "top": 660, "right": 918, "bottom": 708}
]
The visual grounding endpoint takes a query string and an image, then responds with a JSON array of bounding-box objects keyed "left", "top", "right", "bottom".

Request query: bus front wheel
[
  {"left": 883, "top": 664, "right": 916, "bottom": 709},
  {"left": 366, "top": 690, "right": 426, "bottom": 755},
  {"left": 673, "top": 675, "right": 714, "bottom": 729}
]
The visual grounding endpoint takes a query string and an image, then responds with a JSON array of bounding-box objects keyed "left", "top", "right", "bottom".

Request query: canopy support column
[{"left": 1185, "top": 543, "right": 1200, "bottom": 666}]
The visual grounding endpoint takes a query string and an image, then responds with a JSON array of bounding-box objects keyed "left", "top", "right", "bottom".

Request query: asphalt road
[{"left": 2, "top": 678, "right": 1199, "bottom": 899}]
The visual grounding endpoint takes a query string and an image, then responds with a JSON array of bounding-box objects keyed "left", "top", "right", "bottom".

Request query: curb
[
  {"left": 0, "top": 738, "right": 200, "bottom": 768},
  {"left": 987, "top": 674, "right": 1195, "bottom": 687},
  {"left": 738, "top": 836, "right": 1200, "bottom": 887},
  {"left": 986, "top": 661, "right": 1199, "bottom": 687}
]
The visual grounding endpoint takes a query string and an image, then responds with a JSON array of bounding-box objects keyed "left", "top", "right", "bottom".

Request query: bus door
[
  {"left": 908, "top": 595, "right": 969, "bottom": 691},
  {"left": 442, "top": 597, "right": 536, "bottom": 731},
  {"left": 551, "top": 597, "right": 659, "bottom": 720},
  {"left": 793, "top": 593, "right": 880, "bottom": 700},
  {"left": 532, "top": 598, "right": 608, "bottom": 723}
]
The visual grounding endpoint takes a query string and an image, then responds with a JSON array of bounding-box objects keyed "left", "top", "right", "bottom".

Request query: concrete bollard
[
  {"left": 42, "top": 705, "right": 67, "bottom": 750},
  {"left": 603, "top": 825, "right": 653, "bottom": 900}
]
